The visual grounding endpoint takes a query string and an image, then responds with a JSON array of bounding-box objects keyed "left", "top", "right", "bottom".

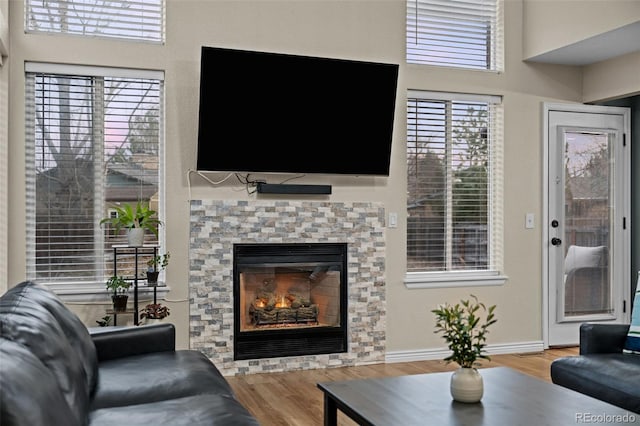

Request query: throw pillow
[{"left": 623, "top": 283, "right": 640, "bottom": 354}]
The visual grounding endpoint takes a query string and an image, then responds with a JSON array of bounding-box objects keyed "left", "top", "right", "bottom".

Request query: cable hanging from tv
[{"left": 186, "top": 170, "right": 332, "bottom": 197}]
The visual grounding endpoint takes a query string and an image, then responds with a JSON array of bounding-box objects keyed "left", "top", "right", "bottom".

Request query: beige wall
[
  {"left": 523, "top": 0, "right": 640, "bottom": 60},
  {"left": 0, "top": 0, "right": 7, "bottom": 292},
  {"left": 394, "top": 0, "right": 585, "bottom": 351},
  {"left": 5, "top": 0, "right": 632, "bottom": 354},
  {"left": 583, "top": 51, "right": 640, "bottom": 103}
]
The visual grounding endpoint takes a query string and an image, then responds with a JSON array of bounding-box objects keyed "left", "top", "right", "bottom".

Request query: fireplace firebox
[{"left": 233, "top": 243, "right": 348, "bottom": 360}]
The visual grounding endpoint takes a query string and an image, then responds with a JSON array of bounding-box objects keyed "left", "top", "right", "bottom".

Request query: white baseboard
[{"left": 385, "top": 341, "right": 545, "bottom": 364}]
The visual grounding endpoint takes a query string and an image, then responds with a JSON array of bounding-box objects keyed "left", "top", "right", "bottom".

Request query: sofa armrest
[
  {"left": 90, "top": 323, "right": 175, "bottom": 362},
  {"left": 579, "top": 322, "right": 630, "bottom": 355}
]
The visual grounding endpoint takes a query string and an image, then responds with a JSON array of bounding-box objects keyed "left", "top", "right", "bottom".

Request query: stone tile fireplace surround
[{"left": 189, "top": 200, "right": 386, "bottom": 375}]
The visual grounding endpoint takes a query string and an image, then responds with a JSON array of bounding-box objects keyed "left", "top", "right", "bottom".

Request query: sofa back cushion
[
  {"left": 9, "top": 281, "right": 99, "bottom": 390},
  {"left": 0, "top": 338, "right": 82, "bottom": 426},
  {"left": 0, "top": 281, "right": 98, "bottom": 425}
]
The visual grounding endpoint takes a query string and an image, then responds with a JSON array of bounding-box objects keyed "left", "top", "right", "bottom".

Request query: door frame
[{"left": 542, "top": 102, "right": 631, "bottom": 348}]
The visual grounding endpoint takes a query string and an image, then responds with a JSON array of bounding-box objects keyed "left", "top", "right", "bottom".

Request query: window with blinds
[
  {"left": 406, "top": 0, "right": 503, "bottom": 71},
  {"left": 25, "top": 64, "right": 164, "bottom": 287},
  {"left": 25, "top": 0, "right": 165, "bottom": 43},
  {"left": 407, "top": 91, "right": 503, "bottom": 277}
]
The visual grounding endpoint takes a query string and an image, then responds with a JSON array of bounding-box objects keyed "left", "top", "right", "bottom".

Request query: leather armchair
[{"left": 551, "top": 323, "right": 640, "bottom": 414}]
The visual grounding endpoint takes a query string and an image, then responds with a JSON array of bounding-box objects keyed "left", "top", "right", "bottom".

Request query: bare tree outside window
[
  {"left": 28, "top": 71, "right": 162, "bottom": 284},
  {"left": 24, "top": 1, "right": 165, "bottom": 286},
  {"left": 26, "top": 0, "right": 165, "bottom": 43}
]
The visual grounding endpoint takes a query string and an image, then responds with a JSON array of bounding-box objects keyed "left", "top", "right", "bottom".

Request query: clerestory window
[
  {"left": 25, "top": 0, "right": 165, "bottom": 43},
  {"left": 406, "top": 0, "right": 503, "bottom": 71},
  {"left": 25, "top": 63, "right": 164, "bottom": 293},
  {"left": 406, "top": 91, "right": 505, "bottom": 287}
]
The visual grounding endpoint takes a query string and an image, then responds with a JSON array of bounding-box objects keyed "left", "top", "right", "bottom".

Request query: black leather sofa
[
  {"left": 0, "top": 281, "right": 260, "bottom": 426},
  {"left": 550, "top": 322, "right": 640, "bottom": 413}
]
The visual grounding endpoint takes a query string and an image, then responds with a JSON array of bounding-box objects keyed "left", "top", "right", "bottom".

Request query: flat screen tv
[{"left": 196, "top": 46, "right": 399, "bottom": 175}]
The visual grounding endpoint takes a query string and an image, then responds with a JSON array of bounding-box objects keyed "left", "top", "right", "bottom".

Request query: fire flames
[
  {"left": 253, "top": 294, "right": 291, "bottom": 309},
  {"left": 275, "top": 294, "right": 290, "bottom": 309}
]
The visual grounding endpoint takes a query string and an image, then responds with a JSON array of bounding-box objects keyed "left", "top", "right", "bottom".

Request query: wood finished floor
[{"left": 226, "top": 347, "right": 579, "bottom": 426}]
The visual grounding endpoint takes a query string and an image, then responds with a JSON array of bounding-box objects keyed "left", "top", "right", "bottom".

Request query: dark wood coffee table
[{"left": 317, "top": 367, "right": 637, "bottom": 426}]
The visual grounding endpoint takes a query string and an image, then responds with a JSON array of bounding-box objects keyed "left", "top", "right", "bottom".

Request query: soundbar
[{"left": 256, "top": 183, "right": 332, "bottom": 195}]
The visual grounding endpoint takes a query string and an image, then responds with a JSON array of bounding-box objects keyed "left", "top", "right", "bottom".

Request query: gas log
[{"left": 249, "top": 292, "right": 319, "bottom": 326}]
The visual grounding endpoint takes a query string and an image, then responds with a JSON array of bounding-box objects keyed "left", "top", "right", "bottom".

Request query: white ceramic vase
[
  {"left": 144, "top": 318, "right": 164, "bottom": 325},
  {"left": 127, "top": 228, "right": 145, "bottom": 247},
  {"left": 450, "top": 367, "right": 484, "bottom": 403}
]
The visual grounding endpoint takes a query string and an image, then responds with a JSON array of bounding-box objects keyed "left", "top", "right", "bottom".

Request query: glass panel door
[
  {"left": 545, "top": 104, "right": 630, "bottom": 347},
  {"left": 560, "top": 131, "right": 612, "bottom": 320}
]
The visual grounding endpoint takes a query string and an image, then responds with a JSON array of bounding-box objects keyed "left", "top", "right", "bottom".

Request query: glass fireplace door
[
  {"left": 238, "top": 262, "right": 342, "bottom": 332},
  {"left": 233, "top": 243, "right": 348, "bottom": 360}
]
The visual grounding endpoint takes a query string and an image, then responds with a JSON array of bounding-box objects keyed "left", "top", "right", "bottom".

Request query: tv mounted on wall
[{"left": 196, "top": 46, "right": 399, "bottom": 176}]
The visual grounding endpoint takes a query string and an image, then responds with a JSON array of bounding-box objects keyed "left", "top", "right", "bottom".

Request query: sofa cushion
[
  {"left": 624, "top": 285, "right": 640, "bottom": 354},
  {"left": 91, "top": 350, "right": 236, "bottom": 409},
  {"left": 9, "top": 281, "right": 99, "bottom": 390},
  {"left": 0, "top": 281, "right": 93, "bottom": 425},
  {"left": 551, "top": 353, "right": 640, "bottom": 413},
  {"left": 89, "top": 394, "right": 260, "bottom": 426},
  {"left": 0, "top": 338, "right": 81, "bottom": 426}
]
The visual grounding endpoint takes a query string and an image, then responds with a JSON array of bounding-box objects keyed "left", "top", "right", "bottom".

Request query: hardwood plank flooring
[{"left": 226, "top": 347, "right": 579, "bottom": 426}]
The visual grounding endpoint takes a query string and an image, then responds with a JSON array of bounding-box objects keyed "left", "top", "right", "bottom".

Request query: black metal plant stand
[{"left": 108, "top": 245, "right": 158, "bottom": 326}]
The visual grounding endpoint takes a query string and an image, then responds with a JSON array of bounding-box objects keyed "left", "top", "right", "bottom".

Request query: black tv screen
[{"left": 196, "top": 46, "right": 399, "bottom": 175}]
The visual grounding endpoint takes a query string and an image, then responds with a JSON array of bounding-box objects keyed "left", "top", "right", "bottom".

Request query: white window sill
[
  {"left": 44, "top": 282, "right": 170, "bottom": 302},
  {"left": 404, "top": 271, "right": 508, "bottom": 289}
]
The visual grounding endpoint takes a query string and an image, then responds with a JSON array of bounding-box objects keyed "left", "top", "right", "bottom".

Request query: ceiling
[{"left": 526, "top": 21, "right": 640, "bottom": 66}]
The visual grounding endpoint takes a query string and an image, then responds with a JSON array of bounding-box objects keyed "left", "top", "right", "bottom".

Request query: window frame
[
  {"left": 25, "top": 0, "right": 166, "bottom": 44},
  {"left": 24, "top": 62, "right": 166, "bottom": 301},
  {"left": 405, "top": 90, "right": 506, "bottom": 289},
  {"left": 406, "top": 0, "right": 503, "bottom": 72}
]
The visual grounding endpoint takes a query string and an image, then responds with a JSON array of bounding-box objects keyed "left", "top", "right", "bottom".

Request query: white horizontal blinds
[
  {"left": 26, "top": 0, "right": 165, "bottom": 43},
  {"left": 102, "top": 77, "right": 162, "bottom": 279},
  {"left": 25, "top": 69, "right": 162, "bottom": 284},
  {"left": 407, "top": 0, "right": 502, "bottom": 71},
  {"left": 407, "top": 93, "right": 502, "bottom": 273},
  {"left": 28, "top": 74, "right": 96, "bottom": 283}
]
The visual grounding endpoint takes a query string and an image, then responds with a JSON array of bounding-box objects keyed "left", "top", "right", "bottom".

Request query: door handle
[{"left": 551, "top": 237, "right": 562, "bottom": 246}]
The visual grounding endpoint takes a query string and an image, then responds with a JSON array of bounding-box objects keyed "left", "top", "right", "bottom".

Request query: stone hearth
[{"left": 189, "top": 200, "right": 386, "bottom": 375}]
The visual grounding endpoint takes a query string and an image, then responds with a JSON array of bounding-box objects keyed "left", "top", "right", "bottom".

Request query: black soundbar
[{"left": 256, "top": 183, "right": 332, "bottom": 195}]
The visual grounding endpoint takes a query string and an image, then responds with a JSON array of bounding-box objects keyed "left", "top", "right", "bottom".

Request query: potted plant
[
  {"left": 100, "top": 201, "right": 163, "bottom": 247},
  {"left": 96, "top": 315, "right": 111, "bottom": 327},
  {"left": 432, "top": 295, "right": 497, "bottom": 403},
  {"left": 140, "top": 303, "right": 170, "bottom": 325},
  {"left": 106, "top": 276, "right": 132, "bottom": 312},
  {"left": 146, "top": 252, "right": 170, "bottom": 285}
]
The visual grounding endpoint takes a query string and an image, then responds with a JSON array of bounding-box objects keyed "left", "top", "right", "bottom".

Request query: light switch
[
  {"left": 388, "top": 212, "right": 398, "bottom": 228},
  {"left": 525, "top": 213, "right": 535, "bottom": 229}
]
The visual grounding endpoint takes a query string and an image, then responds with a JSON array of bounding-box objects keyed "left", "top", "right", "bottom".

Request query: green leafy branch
[{"left": 432, "top": 295, "right": 497, "bottom": 368}]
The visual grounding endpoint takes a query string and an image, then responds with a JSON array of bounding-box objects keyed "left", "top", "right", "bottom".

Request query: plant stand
[{"left": 109, "top": 245, "right": 159, "bottom": 326}]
